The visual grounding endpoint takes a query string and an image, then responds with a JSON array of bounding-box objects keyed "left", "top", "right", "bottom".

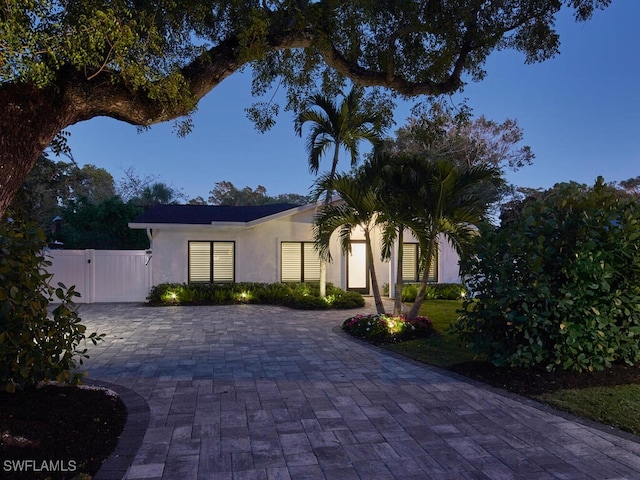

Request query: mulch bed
[
  {"left": 0, "top": 384, "right": 127, "bottom": 480},
  {"left": 449, "top": 361, "right": 640, "bottom": 396}
]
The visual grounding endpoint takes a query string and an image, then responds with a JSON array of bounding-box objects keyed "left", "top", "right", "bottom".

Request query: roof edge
[{"left": 245, "top": 201, "right": 321, "bottom": 227}]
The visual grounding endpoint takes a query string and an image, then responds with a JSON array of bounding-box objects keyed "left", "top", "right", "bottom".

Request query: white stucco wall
[
  {"left": 146, "top": 206, "right": 330, "bottom": 285},
  {"left": 139, "top": 206, "right": 461, "bottom": 294}
]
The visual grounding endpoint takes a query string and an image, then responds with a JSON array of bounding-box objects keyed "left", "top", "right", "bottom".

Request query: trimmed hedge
[
  {"left": 147, "top": 282, "right": 364, "bottom": 310},
  {"left": 383, "top": 283, "right": 468, "bottom": 301}
]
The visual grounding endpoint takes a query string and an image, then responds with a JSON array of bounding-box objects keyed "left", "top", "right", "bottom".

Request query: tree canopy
[
  {"left": 384, "top": 99, "right": 534, "bottom": 171},
  {"left": 9, "top": 154, "right": 115, "bottom": 230},
  {"left": 0, "top": 0, "right": 612, "bottom": 215},
  {"left": 206, "top": 180, "right": 310, "bottom": 206}
]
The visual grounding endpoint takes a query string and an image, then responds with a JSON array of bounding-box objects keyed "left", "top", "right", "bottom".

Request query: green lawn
[
  {"left": 385, "top": 300, "right": 478, "bottom": 367},
  {"left": 385, "top": 299, "right": 640, "bottom": 436},
  {"left": 538, "top": 385, "right": 640, "bottom": 436}
]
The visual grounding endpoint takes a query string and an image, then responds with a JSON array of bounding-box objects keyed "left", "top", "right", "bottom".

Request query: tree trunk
[
  {"left": 393, "top": 227, "right": 404, "bottom": 317},
  {"left": 318, "top": 261, "right": 327, "bottom": 298},
  {"left": 0, "top": 85, "right": 76, "bottom": 218},
  {"left": 318, "top": 144, "right": 343, "bottom": 298},
  {"left": 407, "top": 235, "right": 437, "bottom": 320},
  {"left": 365, "top": 229, "right": 385, "bottom": 315}
]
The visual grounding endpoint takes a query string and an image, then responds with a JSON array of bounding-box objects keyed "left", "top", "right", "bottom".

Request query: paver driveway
[{"left": 79, "top": 302, "right": 640, "bottom": 479}]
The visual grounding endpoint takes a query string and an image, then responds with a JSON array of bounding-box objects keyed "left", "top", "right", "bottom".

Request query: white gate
[{"left": 45, "top": 250, "right": 152, "bottom": 303}]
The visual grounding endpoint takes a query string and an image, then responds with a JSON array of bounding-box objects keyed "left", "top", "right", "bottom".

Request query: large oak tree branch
[
  {"left": 315, "top": 33, "right": 467, "bottom": 96},
  {"left": 0, "top": 0, "right": 607, "bottom": 216}
]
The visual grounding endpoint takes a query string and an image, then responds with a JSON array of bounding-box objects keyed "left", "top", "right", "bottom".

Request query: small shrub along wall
[
  {"left": 147, "top": 282, "right": 364, "bottom": 310},
  {"left": 382, "top": 283, "right": 468, "bottom": 302}
]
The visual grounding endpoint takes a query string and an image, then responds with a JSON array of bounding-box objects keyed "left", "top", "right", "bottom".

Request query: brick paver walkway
[{"left": 78, "top": 302, "right": 640, "bottom": 479}]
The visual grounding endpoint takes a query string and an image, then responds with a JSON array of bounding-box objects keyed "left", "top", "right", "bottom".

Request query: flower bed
[{"left": 342, "top": 313, "right": 435, "bottom": 344}]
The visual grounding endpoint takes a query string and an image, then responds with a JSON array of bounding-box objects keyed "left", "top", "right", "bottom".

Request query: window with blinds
[
  {"left": 212, "top": 242, "right": 234, "bottom": 282},
  {"left": 188, "top": 241, "right": 235, "bottom": 283},
  {"left": 402, "top": 243, "right": 437, "bottom": 283},
  {"left": 281, "top": 242, "right": 321, "bottom": 282}
]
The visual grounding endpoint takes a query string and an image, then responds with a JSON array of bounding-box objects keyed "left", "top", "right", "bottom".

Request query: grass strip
[
  {"left": 382, "top": 299, "right": 640, "bottom": 436},
  {"left": 537, "top": 385, "right": 640, "bottom": 436}
]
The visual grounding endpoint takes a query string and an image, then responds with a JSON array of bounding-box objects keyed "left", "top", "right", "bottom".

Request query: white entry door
[{"left": 347, "top": 241, "right": 368, "bottom": 293}]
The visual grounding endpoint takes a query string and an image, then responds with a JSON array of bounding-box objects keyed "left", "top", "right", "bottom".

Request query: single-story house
[{"left": 128, "top": 202, "right": 461, "bottom": 296}]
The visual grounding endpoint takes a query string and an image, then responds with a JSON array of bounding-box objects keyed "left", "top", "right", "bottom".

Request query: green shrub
[
  {"left": 0, "top": 217, "right": 103, "bottom": 392},
  {"left": 147, "top": 282, "right": 364, "bottom": 310},
  {"left": 401, "top": 284, "right": 420, "bottom": 302},
  {"left": 358, "top": 283, "right": 466, "bottom": 302},
  {"left": 400, "top": 283, "right": 467, "bottom": 302},
  {"left": 454, "top": 178, "right": 640, "bottom": 372},
  {"left": 434, "top": 283, "right": 469, "bottom": 300},
  {"left": 329, "top": 290, "right": 365, "bottom": 309},
  {"left": 288, "top": 294, "right": 328, "bottom": 310}
]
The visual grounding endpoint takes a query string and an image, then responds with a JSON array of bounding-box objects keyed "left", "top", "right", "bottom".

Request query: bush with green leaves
[
  {"left": 0, "top": 217, "right": 104, "bottom": 392},
  {"left": 147, "top": 282, "right": 364, "bottom": 310},
  {"left": 383, "top": 283, "right": 468, "bottom": 302},
  {"left": 454, "top": 178, "right": 640, "bottom": 372},
  {"left": 402, "top": 283, "right": 468, "bottom": 302}
]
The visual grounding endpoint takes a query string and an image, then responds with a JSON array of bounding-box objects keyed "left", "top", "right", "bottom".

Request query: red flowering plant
[{"left": 342, "top": 313, "right": 435, "bottom": 344}]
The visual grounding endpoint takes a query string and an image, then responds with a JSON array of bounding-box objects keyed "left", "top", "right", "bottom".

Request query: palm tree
[
  {"left": 313, "top": 172, "right": 386, "bottom": 314},
  {"left": 362, "top": 152, "right": 422, "bottom": 317},
  {"left": 295, "top": 86, "right": 384, "bottom": 296},
  {"left": 404, "top": 159, "right": 504, "bottom": 319},
  {"left": 295, "top": 87, "right": 383, "bottom": 198},
  {"left": 135, "top": 182, "right": 183, "bottom": 208}
]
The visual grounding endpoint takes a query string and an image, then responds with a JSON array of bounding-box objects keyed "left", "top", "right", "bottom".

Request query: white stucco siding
[
  {"left": 147, "top": 228, "right": 187, "bottom": 285},
  {"left": 437, "top": 239, "right": 461, "bottom": 283},
  {"left": 147, "top": 207, "right": 346, "bottom": 286},
  {"left": 141, "top": 206, "right": 460, "bottom": 292}
]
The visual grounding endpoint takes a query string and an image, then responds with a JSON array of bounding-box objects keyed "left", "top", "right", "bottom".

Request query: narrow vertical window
[
  {"left": 402, "top": 243, "right": 438, "bottom": 282},
  {"left": 189, "top": 242, "right": 211, "bottom": 282},
  {"left": 213, "top": 242, "right": 235, "bottom": 282},
  {"left": 303, "top": 243, "right": 321, "bottom": 282},
  {"left": 281, "top": 242, "right": 302, "bottom": 282},
  {"left": 402, "top": 243, "right": 419, "bottom": 282}
]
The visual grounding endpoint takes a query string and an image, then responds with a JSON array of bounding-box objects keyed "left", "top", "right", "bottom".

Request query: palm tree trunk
[
  {"left": 407, "top": 234, "right": 437, "bottom": 320},
  {"left": 318, "top": 262, "right": 327, "bottom": 298},
  {"left": 393, "top": 226, "right": 404, "bottom": 316},
  {"left": 319, "top": 144, "right": 342, "bottom": 298},
  {"left": 365, "top": 229, "right": 385, "bottom": 314}
]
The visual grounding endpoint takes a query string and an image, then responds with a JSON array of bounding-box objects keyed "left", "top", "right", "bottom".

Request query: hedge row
[
  {"left": 147, "top": 282, "right": 365, "bottom": 310},
  {"left": 383, "top": 283, "right": 468, "bottom": 301}
]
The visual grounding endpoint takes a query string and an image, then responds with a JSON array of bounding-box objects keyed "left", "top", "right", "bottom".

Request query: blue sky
[{"left": 67, "top": 1, "right": 639, "bottom": 201}]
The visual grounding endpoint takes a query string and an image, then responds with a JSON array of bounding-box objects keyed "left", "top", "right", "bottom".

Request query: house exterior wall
[
  {"left": 144, "top": 206, "right": 461, "bottom": 295},
  {"left": 147, "top": 207, "right": 347, "bottom": 287}
]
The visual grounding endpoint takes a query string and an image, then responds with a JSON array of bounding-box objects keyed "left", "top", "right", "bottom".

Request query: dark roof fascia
[{"left": 128, "top": 201, "right": 323, "bottom": 230}]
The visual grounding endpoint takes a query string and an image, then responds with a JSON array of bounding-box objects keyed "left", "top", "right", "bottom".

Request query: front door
[{"left": 347, "top": 241, "right": 369, "bottom": 294}]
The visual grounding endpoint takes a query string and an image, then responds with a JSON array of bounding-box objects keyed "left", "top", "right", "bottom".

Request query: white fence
[{"left": 45, "top": 250, "right": 152, "bottom": 303}]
